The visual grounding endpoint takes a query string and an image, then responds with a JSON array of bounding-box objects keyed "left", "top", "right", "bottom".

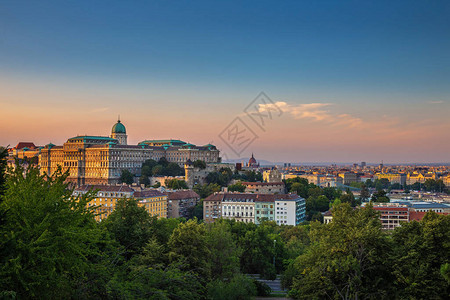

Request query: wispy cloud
[
  {"left": 258, "top": 101, "right": 362, "bottom": 128},
  {"left": 89, "top": 107, "right": 109, "bottom": 113},
  {"left": 427, "top": 100, "right": 444, "bottom": 104}
]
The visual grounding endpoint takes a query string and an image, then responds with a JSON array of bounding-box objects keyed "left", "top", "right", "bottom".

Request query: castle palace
[{"left": 39, "top": 119, "right": 220, "bottom": 186}]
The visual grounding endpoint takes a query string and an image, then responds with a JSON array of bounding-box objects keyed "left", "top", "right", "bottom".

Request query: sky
[{"left": 1, "top": 0, "right": 449, "bottom": 163}]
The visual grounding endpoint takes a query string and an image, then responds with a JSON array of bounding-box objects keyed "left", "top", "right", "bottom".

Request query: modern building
[
  {"left": 39, "top": 119, "right": 220, "bottom": 186},
  {"left": 275, "top": 196, "right": 306, "bottom": 225}
]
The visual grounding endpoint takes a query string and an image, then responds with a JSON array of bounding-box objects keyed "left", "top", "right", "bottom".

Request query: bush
[
  {"left": 207, "top": 274, "right": 256, "bottom": 300},
  {"left": 253, "top": 280, "right": 272, "bottom": 296}
]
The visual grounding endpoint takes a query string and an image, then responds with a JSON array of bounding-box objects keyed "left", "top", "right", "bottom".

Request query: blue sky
[{"left": 1, "top": 1, "right": 449, "bottom": 163}]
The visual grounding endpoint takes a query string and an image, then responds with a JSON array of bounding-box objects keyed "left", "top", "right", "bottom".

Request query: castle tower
[
  {"left": 111, "top": 119, "right": 127, "bottom": 145},
  {"left": 184, "top": 159, "right": 195, "bottom": 188}
]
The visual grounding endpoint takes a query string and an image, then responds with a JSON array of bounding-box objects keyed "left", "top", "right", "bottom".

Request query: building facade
[
  {"left": 203, "top": 192, "right": 305, "bottom": 225},
  {"left": 243, "top": 182, "right": 285, "bottom": 194},
  {"left": 39, "top": 119, "right": 220, "bottom": 186},
  {"left": 167, "top": 190, "right": 200, "bottom": 218},
  {"left": 73, "top": 185, "right": 167, "bottom": 221}
]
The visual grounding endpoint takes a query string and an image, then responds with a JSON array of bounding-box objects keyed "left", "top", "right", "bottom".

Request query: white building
[{"left": 275, "top": 196, "right": 306, "bottom": 225}]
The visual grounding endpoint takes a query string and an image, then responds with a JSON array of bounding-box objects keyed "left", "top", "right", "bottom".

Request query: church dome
[
  {"left": 248, "top": 153, "right": 257, "bottom": 165},
  {"left": 112, "top": 120, "right": 126, "bottom": 134}
]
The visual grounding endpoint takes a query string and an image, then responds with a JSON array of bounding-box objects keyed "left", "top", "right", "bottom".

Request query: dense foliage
[{"left": 0, "top": 158, "right": 448, "bottom": 299}]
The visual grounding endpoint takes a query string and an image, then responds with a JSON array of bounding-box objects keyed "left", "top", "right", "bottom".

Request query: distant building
[
  {"left": 73, "top": 185, "right": 167, "bottom": 221},
  {"left": 73, "top": 185, "right": 135, "bottom": 221},
  {"left": 134, "top": 190, "right": 168, "bottom": 219},
  {"left": 243, "top": 182, "right": 285, "bottom": 194},
  {"left": 203, "top": 192, "right": 305, "bottom": 225},
  {"left": 374, "top": 173, "right": 407, "bottom": 186},
  {"left": 247, "top": 153, "right": 259, "bottom": 168},
  {"left": 39, "top": 119, "right": 220, "bottom": 186},
  {"left": 167, "top": 190, "right": 200, "bottom": 218},
  {"left": 324, "top": 202, "right": 450, "bottom": 230},
  {"left": 338, "top": 172, "right": 359, "bottom": 185},
  {"left": 263, "top": 168, "right": 282, "bottom": 183}
]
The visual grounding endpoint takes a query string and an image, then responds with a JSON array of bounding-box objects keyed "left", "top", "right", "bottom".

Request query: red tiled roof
[
  {"left": 134, "top": 190, "right": 166, "bottom": 198},
  {"left": 167, "top": 190, "right": 200, "bottom": 200}
]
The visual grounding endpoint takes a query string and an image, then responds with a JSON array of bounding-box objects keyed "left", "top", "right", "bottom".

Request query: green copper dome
[{"left": 112, "top": 120, "right": 126, "bottom": 134}]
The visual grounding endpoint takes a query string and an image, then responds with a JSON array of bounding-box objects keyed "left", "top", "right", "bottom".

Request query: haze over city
[{"left": 1, "top": 0, "right": 449, "bottom": 163}]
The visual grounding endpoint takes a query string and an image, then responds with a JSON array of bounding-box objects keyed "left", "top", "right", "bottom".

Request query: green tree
[
  {"left": 193, "top": 183, "right": 221, "bottom": 198},
  {"left": 340, "top": 189, "right": 360, "bottom": 207},
  {"left": 165, "top": 178, "right": 188, "bottom": 189},
  {"left": 152, "top": 165, "right": 163, "bottom": 176},
  {"left": 290, "top": 203, "right": 394, "bottom": 299},
  {"left": 371, "top": 189, "right": 390, "bottom": 203},
  {"left": 239, "top": 224, "right": 279, "bottom": 279},
  {"left": 103, "top": 198, "right": 153, "bottom": 260},
  {"left": 206, "top": 221, "right": 241, "bottom": 280},
  {"left": 119, "top": 169, "right": 134, "bottom": 184},
  {"left": 139, "top": 175, "right": 150, "bottom": 186},
  {"left": 359, "top": 183, "right": 370, "bottom": 202},
  {"left": 228, "top": 181, "right": 246, "bottom": 192},
  {"left": 193, "top": 160, "right": 206, "bottom": 169},
  {"left": 0, "top": 166, "right": 114, "bottom": 298},
  {"left": 391, "top": 212, "right": 450, "bottom": 299},
  {"left": 165, "top": 162, "right": 184, "bottom": 176},
  {"left": 168, "top": 219, "right": 211, "bottom": 280},
  {"left": 207, "top": 274, "right": 256, "bottom": 300},
  {"left": 0, "top": 146, "right": 7, "bottom": 198}
]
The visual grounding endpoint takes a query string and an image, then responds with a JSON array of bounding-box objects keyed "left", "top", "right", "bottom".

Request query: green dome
[{"left": 112, "top": 120, "right": 126, "bottom": 134}]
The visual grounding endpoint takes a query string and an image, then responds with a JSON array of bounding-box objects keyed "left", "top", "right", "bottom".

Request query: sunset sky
[{"left": 1, "top": 1, "right": 449, "bottom": 163}]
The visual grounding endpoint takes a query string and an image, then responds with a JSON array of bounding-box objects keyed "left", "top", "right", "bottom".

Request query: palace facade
[{"left": 39, "top": 119, "right": 220, "bottom": 185}]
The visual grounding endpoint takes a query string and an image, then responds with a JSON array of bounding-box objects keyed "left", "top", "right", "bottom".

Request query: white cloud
[
  {"left": 258, "top": 101, "right": 362, "bottom": 128},
  {"left": 427, "top": 100, "right": 444, "bottom": 104}
]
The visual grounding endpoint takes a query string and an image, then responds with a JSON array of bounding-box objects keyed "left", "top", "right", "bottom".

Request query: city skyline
[{"left": 1, "top": 1, "right": 449, "bottom": 163}]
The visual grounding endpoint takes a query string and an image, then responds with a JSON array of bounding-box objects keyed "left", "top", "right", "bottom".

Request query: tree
[
  {"left": 0, "top": 146, "right": 7, "bottom": 198},
  {"left": 139, "top": 175, "right": 150, "bottom": 186},
  {"left": 391, "top": 212, "right": 450, "bottom": 299},
  {"left": 290, "top": 203, "right": 394, "bottom": 299},
  {"left": 239, "top": 224, "right": 279, "bottom": 279},
  {"left": 165, "top": 162, "right": 184, "bottom": 176},
  {"left": 371, "top": 189, "right": 390, "bottom": 203},
  {"left": 168, "top": 219, "right": 211, "bottom": 280},
  {"left": 340, "top": 189, "right": 360, "bottom": 207},
  {"left": 206, "top": 221, "right": 241, "bottom": 280},
  {"left": 103, "top": 198, "right": 154, "bottom": 260},
  {"left": 193, "top": 160, "right": 206, "bottom": 169},
  {"left": 359, "top": 184, "right": 370, "bottom": 202},
  {"left": 152, "top": 165, "right": 163, "bottom": 176},
  {"left": 228, "top": 181, "right": 246, "bottom": 192},
  {"left": 193, "top": 183, "right": 221, "bottom": 198},
  {"left": 0, "top": 166, "right": 115, "bottom": 298},
  {"left": 165, "top": 178, "right": 188, "bottom": 189},
  {"left": 120, "top": 169, "right": 134, "bottom": 184}
]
